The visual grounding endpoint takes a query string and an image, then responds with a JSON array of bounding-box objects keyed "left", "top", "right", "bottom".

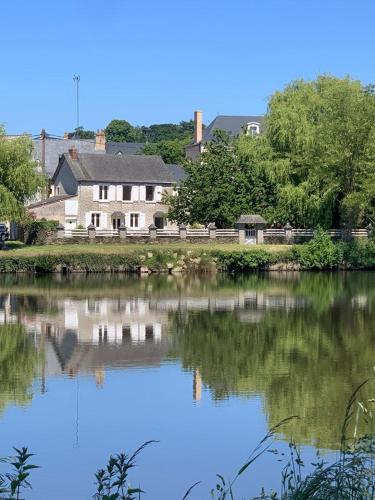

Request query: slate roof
[
  {"left": 33, "top": 137, "right": 98, "bottom": 178},
  {"left": 105, "top": 142, "right": 145, "bottom": 155},
  {"left": 203, "top": 115, "right": 265, "bottom": 142},
  {"left": 60, "top": 153, "right": 177, "bottom": 184},
  {"left": 236, "top": 214, "right": 266, "bottom": 225},
  {"left": 28, "top": 194, "right": 76, "bottom": 209},
  {"left": 167, "top": 164, "right": 187, "bottom": 184}
]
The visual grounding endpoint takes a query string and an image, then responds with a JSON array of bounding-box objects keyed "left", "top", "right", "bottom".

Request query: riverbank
[{"left": 1, "top": 232, "right": 375, "bottom": 272}]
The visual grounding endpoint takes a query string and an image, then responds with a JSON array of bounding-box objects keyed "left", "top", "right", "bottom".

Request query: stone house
[
  {"left": 185, "top": 110, "right": 265, "bottom": 160},
  {"left": 28, "top": 147, "right": 183, "bottom": 230}
]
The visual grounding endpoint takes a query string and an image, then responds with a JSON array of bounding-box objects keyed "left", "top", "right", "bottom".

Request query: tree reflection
[
  {"left": 0, "top": 324, "right": 40, "bottom": 413},
  {"left": 172, "top": 276, "right": 375, "bottom": 450}
]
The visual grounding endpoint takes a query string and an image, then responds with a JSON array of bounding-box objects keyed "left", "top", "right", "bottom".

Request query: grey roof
[
  {"left": 105, "top": 142, "right": 145, "bottom": 155},
  {"left": 28, "top": 194, "right": 76, "bottom": 209},
  {"left": 236, "top": 214, "right": 266, "bottom": 225},
  {"left": 33, "top": 137, "right": 98, "bottom": 178},
  {"left": 60, "top": 153, "right": 176, "bottom": 184},
  {"left": 167, "top": 164, "right": 187, "bottom": 184},
  {"left": 203, "top": 115, "right": 264, "bottom": 142}
]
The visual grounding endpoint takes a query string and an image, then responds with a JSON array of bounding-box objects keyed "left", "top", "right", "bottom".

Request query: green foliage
[
  {"left": 142, "top": 138, "right": 187, "bottom": 164},
  {"left": 292, "top": 228, "right": 344, "bottom": 269},
  {"left": 215, "top": 249, "right": 278, "bottom": 272},
  {"left": 67, "top": 127, "right": 95, "bottom": 139},
  {"left": 22, "top": 219, "right": 59, "bottom": 245},
  {"left": 105, "top": 120, "right": 143, "bottom": 143},
  {"left": 0, "top": 128, "right": 46, "bottom": 221},
  {"left": 166, "top": 131, "right": 277, "bottom": 227}
]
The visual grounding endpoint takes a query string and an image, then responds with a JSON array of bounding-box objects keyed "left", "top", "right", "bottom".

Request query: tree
[
  {"left": 68, "top": 127, "right": 95, "bottom": 139},
  {"left": 142, "top": 139, "right": 187, "bottom": 164},
  {"left": 166, "top": 131, "right": 277, "bottom": 227},
  {"left": 0, "top": 128, "right": 46, "bottom": 221},
  {"left": 266, "top": 75, "right": 375, "bottom": 228},
  {"left": 104, "top": 120, "right": 142, "bottom": 142}
]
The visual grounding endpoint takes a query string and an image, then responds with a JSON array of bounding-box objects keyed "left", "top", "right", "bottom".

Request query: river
[{"left": 0, "top": 272, "right": 373, "bottom": 499}]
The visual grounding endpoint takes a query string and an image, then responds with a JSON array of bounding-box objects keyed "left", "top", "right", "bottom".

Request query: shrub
[
  {"left": 23, "top": 219, "right": 59, "bottom": 245},
  {"left": 292, "top": 228, "right": 343, "bottom": 269},
  {"left": 215, "top": 249, "right": 276, "bottom": 272}
]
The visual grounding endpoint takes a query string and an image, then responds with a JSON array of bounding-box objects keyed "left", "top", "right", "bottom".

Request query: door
[
  {"left": 154, "top": 216, "right": 165, "bottom": 229},
  {"left": 245, "top": 228, "right": 256, "bottom": 244},
  {"left": 112, "top": 218, "right": 121, "bottom": 229}
]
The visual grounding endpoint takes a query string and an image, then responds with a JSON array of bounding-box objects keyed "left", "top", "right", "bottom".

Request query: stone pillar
[
  {"left": 179, "top": 223, "right": 187, "bottom": 240},
  {"left": 149, "top": 224, "right": 157, "bottom": 240},
  {"left": 256, "top": 227, "right": 264, "bottom": 244},
  {"left": 238, "top": 226, "right": 245, "bottom": 244},
  {"left": 208, "top": 223, "right": 216, "bottom": 239},
  {"left": 56, "top": 224, "right": 65, "bottom": 239},
  {"left": 119, "top": 224, "right": 127, "bottom": 240},
  {"left": 88, "top": 224, "right": 96, "bottom": 240},
  {"left": 284, "top": 223, "right": 293, "bottom": 244}
]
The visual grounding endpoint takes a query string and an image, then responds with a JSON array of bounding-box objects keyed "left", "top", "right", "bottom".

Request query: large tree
[
  {"left": 266, "top": 75, "right": 375, "bottom": 228},
  {"left": 0, "top": 128, "right": 45, "bottom": 221},
  {"left": 104, "top": 120, "right": 142, "bottom": 142},
  {"left": 142, "top": 138, "right": 188, "bottom": 164},
  {"left": 166, "top": 131, "right": 277, "bottom": 227}
]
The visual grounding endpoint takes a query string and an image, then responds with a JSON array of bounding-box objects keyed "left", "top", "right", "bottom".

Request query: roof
[
  {"left": 203, "top": 115, "right": 264, "bottom": 142},
  {"left": 60, "top": 153, "right": 176, "bottom": 184},
  {"left": 236, "top": 214, "right": 266, "bottom": 225},
  {"left": 33, "top": 137, "right": 98, "bottom": 178},
  {"left": 167, "top": 164, "right": 187, "bottom": 184},
  {"left": 28, "top": 194, "right": 76, "bottom": 209},
  {"left": 105, "top": 142, "right": 145, "bottom": 155}
]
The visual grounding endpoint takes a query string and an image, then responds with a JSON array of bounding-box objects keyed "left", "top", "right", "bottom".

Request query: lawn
[{"left": 1, "top": 241, "right": 290, "bottom": 257}]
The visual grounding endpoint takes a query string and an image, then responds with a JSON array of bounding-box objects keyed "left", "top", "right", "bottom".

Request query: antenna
[{"left": 73, "top": 75, "right": 80, "bottom": 132}]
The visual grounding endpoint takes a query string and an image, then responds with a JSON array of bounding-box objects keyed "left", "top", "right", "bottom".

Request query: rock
[
  {"left": 167, "top": 262, "right": 174, "bottom": 270},
  {"left": 147, "top": 252, "right": 153, "bottom": 258},
  {"left": 171, "top": 266, "right": 183, "bottom": 274},
  {"left": 139, "top": 266, "right": 150, "bottom": 274}
]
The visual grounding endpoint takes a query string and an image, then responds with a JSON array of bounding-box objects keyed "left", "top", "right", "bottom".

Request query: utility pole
[{"left": 73, "top": 75, "right": 80, "bottom": 133}]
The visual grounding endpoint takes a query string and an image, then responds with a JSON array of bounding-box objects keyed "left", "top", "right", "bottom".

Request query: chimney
[
  {"left": 68, "top": 146, "right": 78, "bottom": 160},
  {"left": 40, "top": 129, "right": 46, "bottom": 174},
  {"left": 63, "top": 132, "right": 69, "bottom": 140},
  {"left": 95, "top": 129, "right": 106, "bottom": 151},
  {"left": 194, "top": 110, "right": 203, "bottom": 144}
]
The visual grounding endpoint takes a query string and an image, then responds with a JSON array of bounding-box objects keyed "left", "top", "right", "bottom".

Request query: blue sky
[{"left": 1, "top": 0, "right": 375, "bottom": 135}]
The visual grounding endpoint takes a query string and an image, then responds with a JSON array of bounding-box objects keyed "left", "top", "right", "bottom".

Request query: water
[{"left": 0, "top": 272, "right": 374, "bottom": 499}]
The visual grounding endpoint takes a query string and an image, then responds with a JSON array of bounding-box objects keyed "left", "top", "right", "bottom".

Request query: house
[
  {"left": 185, "top": 110, "right": 264, "bottom": 160},
  {"left": 28, "top": 148, "right": 179, "bottom": 230},
  {"left": 32, "top": 129, "right": 145, "bottom": 179}
]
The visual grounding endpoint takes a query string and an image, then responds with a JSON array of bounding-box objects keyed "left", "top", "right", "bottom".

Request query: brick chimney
[
  {"left": 95, "top": 129, "right": 106, "bottom": 151},
  {"left": 194, "top": 110, "right": 203, "bottom": 144},
  {"left": 68, "top": 146, "right": 78, "bottom": 160}
]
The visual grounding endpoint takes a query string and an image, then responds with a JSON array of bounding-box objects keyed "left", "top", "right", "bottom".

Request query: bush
[
  {"left": 23, "top": 219, "right": 59, "bottom": 245},
  {"left": 292, "top": 228, "right": 343, "bottom": 269},
  {"left": 215, "top": 249, "right": 276, "bottom": 272}
]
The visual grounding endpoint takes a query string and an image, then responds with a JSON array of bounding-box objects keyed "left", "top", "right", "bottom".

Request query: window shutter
[
  {"left": 101, "top": 213, "right": 108, "bottom": 228},
  {"left": 140, "top": 213, "right": 146, "bottom": 228},
  {"left": 108, "top": 185, "right": 116, "bottom": 201},
  {"left": 93, "top": 185, "right": 99, "bottom": 201},
  {"left": 139, "top": 186, "right": 146, "bottom": 201},
  {"left": 124, "top": 213, "right": 130, "bottom": 228},
  {"left": 155, "top": 186, "right": 163, "bottom": 202},
  {"left": 85, "top": 213, "right": 91, "bottom": 228},
  {"left": 116, "top": 185, "right": 122, "bottom": 201},
  {"left": 131, "top": 185, "right": 139, "bottom": 201}
]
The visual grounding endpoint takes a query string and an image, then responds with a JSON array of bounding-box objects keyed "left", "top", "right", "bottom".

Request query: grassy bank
[{"left": 1, "top": 231, "right": 375, "bottom": 272}]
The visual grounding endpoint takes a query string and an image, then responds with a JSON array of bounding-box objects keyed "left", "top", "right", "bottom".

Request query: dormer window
[{"left": 246, "top": 122, "right": 260, "bottom": 137}]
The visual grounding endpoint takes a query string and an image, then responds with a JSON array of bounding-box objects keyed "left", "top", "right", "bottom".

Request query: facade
[
  {"left": 28, "top": 149, "right": 179, "bottom": 230},
  {"left": 185, "top": 110, "right": 264, "bottom": 160}
]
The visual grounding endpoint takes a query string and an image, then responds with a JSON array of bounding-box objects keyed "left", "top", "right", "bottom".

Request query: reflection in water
[{"left": 0, "top": 272, "right": 374, "bottom": 451}]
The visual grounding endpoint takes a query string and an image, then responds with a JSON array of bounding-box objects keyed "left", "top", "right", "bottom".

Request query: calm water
[{"left": 0, "top": 272, "right": 374, "bottom": 499}]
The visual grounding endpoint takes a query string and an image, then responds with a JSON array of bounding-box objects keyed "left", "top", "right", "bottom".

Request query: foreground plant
[{"left": 0, "top": 447, "right": 38, "bottom": 500}]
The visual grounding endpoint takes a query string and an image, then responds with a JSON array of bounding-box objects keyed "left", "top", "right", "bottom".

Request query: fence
[{"left": 56, "top": 225, "right": 373, "bottom": 244}]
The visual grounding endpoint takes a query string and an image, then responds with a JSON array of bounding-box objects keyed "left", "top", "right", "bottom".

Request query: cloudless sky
[{"left": 1, "top": 0, "right": 375, "bottom": 135}]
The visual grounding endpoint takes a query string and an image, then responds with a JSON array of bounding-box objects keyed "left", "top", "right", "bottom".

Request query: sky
[{"left": 1, "top": 0, "right": 375, "bottom": 135}]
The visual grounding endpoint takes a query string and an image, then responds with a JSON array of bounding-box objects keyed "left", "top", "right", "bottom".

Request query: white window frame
[
  {"left": 246, "top": 122, "right": 260, "bottom": 137},
  {"left": 130, "top": 213, "right": 140, "bottom": 228},
  {"left": 99, "top": 185, "right": 109, "bottom": 201},
  {"left": 91, "top": 213, "right": 101, "bottom": 228}
]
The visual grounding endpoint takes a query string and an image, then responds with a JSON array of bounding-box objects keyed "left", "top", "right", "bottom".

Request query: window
[
  {"left": 91, "top": 213, "right": 101, "bottom": 227},
  {"left": 112, "top": 218, "right": 121, "bottom": 229},
  {"left": 146, "top": 185, "right": 155, "bottom": 201},
  {"left": 246, "top": 123, "right": 260, "bottom": 137},
  {"left": 122, "top": 325, "right": 131, "bottom": 341},
  {"left": 122, "top": 185, "right": 132, "bottom": 201},
  {"left": 98, "top": 325, "right": 108, "bottom": 343},
  {"left": 145, "top": 325, "right": 154, "bottom": 341},
  {"left": 130, "top": 213, "right": 139, "bottom": 228},
  {"left": 99, "top": 185, "right": 108, "bottom": 200}
]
